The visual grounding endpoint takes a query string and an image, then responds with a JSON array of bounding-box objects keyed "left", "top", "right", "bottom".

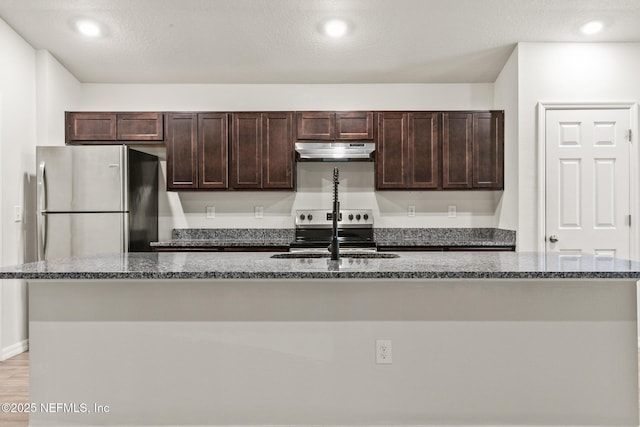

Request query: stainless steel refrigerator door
[
  {"left": 38, "top": 212, "right": 127, "bottom": 260},
  {"left": 37, "top": 145, "right": 127, "bottom": 212}
]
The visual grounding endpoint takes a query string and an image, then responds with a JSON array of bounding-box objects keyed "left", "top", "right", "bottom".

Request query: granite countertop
[
  {"left": 375, "top": 228, "right": 516, "bottom": 248},
  {"left": 151, "top": 228, "right": 294, "bottom": 248},
  {"left": 151, "top": 228, "right": 516, "bottom": 249},
  {"left": 1, "top": 252, "right": 639, "bottom": 280},
  {"left": 150, "top": 239, "right": 292, "bottom": 248}
]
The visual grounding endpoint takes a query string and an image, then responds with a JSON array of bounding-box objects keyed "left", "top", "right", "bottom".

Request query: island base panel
[{"left": 28, "top": 279, "right": 639, "bottom": 426}]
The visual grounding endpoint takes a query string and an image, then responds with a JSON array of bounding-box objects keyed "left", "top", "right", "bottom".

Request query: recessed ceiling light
[
  {"left": 323, "top": 19, "right": 349, "bottom": 38},
  {"left": 580, "top": 20, "right": 603, "bottom": 35},
  {"left": 75, "top": 19, "right": 101, "bottom": 37}
]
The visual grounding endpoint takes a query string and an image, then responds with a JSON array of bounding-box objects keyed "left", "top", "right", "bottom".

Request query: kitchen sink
[{"left": 270, "top": 252, "right": 399, "bottom": 259}]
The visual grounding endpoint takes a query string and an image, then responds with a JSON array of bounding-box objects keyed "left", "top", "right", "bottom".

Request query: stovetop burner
[{"left": 290, "top": 209, "right": 376, "bottom": 252}]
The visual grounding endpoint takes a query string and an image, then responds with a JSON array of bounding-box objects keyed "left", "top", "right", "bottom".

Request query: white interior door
[{"left": 545, "top": 108, "right": 632, "bottom": 261}]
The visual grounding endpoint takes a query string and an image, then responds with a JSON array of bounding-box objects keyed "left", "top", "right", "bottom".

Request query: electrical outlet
[
  {"left": 408, "top": 205, "right": 416, "bottom": 217},
  {"left": 14, "top": 205, "right": 22, "bottom": 223},
  {"left": 448, "top": 205, "right": 457, "bottom": 218},
  {"left": 255, "top": 206, "right": 264, "bottom": 219},
  {"left": 206, "top": 206, "right": 216, "bottom": 219},
  {"left": 376, "top": 339, "right": 393, "bottom": 364}
]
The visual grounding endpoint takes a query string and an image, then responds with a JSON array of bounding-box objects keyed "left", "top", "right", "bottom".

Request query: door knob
[{"left": 549, "top": 235, "right": 559, "bottom": 243}]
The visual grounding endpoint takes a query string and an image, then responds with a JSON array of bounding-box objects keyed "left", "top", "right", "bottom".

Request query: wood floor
[
  {"left": 0, "top": 352, "right": 29, "bottom": 427},
  {"left": 1, "top": 351, "right": 639, "bottom": 427}
]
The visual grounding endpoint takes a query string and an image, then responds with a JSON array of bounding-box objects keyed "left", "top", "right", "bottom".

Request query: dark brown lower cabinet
[
  {"left": 231, "top": 112, "right": 294, "bottom": 190},
  {"left": 376, "top": 112, "right": 440, "bottom": 190}
]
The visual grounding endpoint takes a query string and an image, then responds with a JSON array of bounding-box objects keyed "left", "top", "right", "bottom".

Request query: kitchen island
[{"left": 1, "top": 252, "right": 639, "bottom": 427}]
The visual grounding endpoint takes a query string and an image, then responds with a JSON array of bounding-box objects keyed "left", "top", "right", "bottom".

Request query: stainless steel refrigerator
[{"left": 36, "top": 145, "right": 158, "bottom": 260}]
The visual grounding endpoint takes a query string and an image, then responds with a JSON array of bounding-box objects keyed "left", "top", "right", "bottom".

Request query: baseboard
[{"left": 1, "top": 339, "right": 29, "bottom": 361}]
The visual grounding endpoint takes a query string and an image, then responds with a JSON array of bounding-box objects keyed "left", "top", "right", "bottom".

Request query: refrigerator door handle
[
  {"left": 123, "top": 213, "right": 129, "bottom": 253},
  {"left": 37, "top": 160, "right": 48, "bottom": 260}
]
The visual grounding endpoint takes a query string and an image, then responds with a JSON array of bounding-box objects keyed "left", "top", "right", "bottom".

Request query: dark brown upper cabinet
[
  {"left": 473, "top": 111, "right": 504, "bottom": 189},
  {"left": 116, "top": 113, "right": 164, "bottom": 141},
  {"left": 66, "top": 112, "right": 116, "bottom": 142},
  {"left": 262, "top": 113, "right": 295, "bottom": 189},
  {"left": 376, "top": 112, "right": 440, "bottom": 190},
  {"left": 335, "top": 111, "right": 374, "bottom": 140},
  {"left": 231, "top": 112, "right": 294, "bottom": 190},
  {"left": 442, "top": 111, "right": 504, "bottom": 190},
  {"left": 166, "top": 113, "right": 198, "bottom": 190},
  {"left": 296, "top": 111, "right": 373, "bottom": 140},
  {"left": 442, "top": 112, "right": 473, "bottom": 189},
  {"left": 377, "top": 110, "right": 503, "bottom": 191},
  {"left": 198, "top": 113, "right": 229, "bottom": 189},
  {"left": 165, "top": 112, "right": 229, "bottom": 191},
  {"left": 66, "top": 112, "right": 164, "bottom": 144}
]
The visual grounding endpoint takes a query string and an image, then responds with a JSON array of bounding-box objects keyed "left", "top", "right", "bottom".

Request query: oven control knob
[
  {"left": 356, "top": 214, "right": 361, "bottom": 221},
  {"left": 307, "top": 214, "right": 313, "bottom": 221},
  {"left": 299, "top": 214, "right": 306, "bottom": 221},
  {"left": 363, "top": 213, "right": 369, "bottom": 221},
  {"left": 348, "top": 214, "right": 354, "bottom": 221}
]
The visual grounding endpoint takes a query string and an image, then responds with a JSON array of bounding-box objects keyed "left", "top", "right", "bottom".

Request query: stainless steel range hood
[{"left": 295, "top": 142, "right": 375, "bottom": 162}]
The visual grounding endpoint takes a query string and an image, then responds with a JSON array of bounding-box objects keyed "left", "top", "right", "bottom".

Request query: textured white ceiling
[{"left": 1, "top": 0, "right": 639, "bottom": 84}]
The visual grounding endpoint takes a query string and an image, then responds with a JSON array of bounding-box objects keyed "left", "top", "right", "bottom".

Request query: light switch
[{"left": 14, "top": 205, "right": 22, "bottom": 222}]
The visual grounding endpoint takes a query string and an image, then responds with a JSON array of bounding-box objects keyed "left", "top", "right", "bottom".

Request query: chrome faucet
[{"left": 329, "top": 167, "right": 340, "bottom": 260}]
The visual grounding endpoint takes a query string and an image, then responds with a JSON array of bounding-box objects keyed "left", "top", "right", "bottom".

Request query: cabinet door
[
  {"left": 376, "top": 112, "right": 407, "bottom": 189},
  {"left": 408, "top": 112, "right": 440, "bottom": 189},
  {"left": 262, "top": 112, "right": 294, "bottom": 189},
  {"left": 296, "top": 112, "right": 335, "bottom": 140},
  {"left": 198, "top": 113, "right": 229, "bottom": 189},
  {"left": 442, "top": 112, "right": 473, "bottom": 189},
  {"left": 166, "top": 113, "right": 198, "bottom": 190},
  {"left": 66, "top": 112, "right": 116, "bottom": 142},
  {"left": 231, "top": 113, "right": 262, "bottom": 189},
  {"left": 116, "top": 113, "right": 164, "bottom": 141},
  {"left": 473, "top": 111, "right": 504, "bottom": 189},
  {"left": 335, "top": 111, "right": 374, "bottom": 140}
]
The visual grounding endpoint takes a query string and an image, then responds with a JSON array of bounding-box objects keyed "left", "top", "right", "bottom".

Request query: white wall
[
  {"left": 0, "top": 17, "right": 36, "bottom": 359},
  {"left": 80, "top": 83, "right": 494, "bottom": 112},
  {"left": 517, "top": 43, "right": 640, "bottom": 252},
  {"left": 78, "top": 83, "right": 501, "bottom": 239},
  {"left": 493, "top": 46, "right": 519, "bottom": 235},
  {"left": 36, "top": 50, "right": 82, "bottom": 146},
  {"left": 0, "top": 20, "right": 81, "bottom": 359}
]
